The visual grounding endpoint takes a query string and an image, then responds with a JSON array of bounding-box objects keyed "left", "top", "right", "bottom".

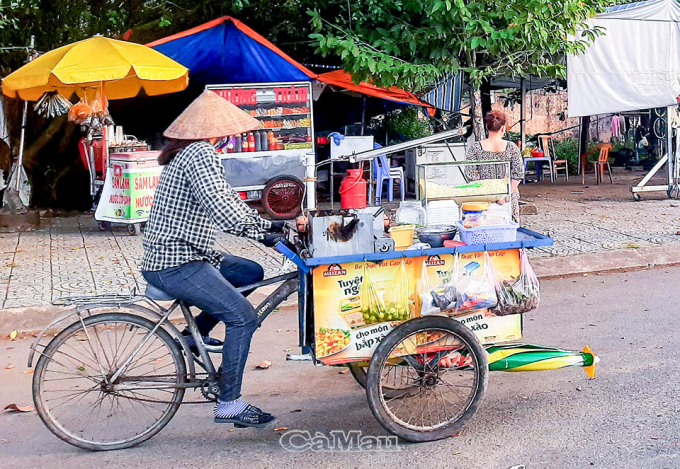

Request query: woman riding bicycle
[{"left": 141, "top": 91, "right": 283, "bottom": 428}]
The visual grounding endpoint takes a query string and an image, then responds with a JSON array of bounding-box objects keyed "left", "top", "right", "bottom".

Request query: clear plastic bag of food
[
  {"left": 490, "top": 248, "right": 540, "bottom": 316},
  {"left": 360, "top": 263, "right": 387, "bottom": 325},
  {"left": 418, "top": 261, "right": 451, "bottom": 316},
  {"left": 385, "top": 259, "right": 412, "bottom": 322},
  {"left": 68, "top": 97, "right": 93, "bottom": 124},
  {"left": 429, "top": 253, "right": 462, "bottom": 313},
  {"left": 455, "top": 252, "right": 498, "bottom": 313},
  {"left": 417, "top": 261, "right": 441, "bottom": 316}
]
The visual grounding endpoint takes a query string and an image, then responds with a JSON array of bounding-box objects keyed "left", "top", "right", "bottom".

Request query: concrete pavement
[
  {"left": 1, "top": 267, "right": 679, "bottom": 468},
  {"left": 0, "top": 214, "right": 291, "bottom": 310}
]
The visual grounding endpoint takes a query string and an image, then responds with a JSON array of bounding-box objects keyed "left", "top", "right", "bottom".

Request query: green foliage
[
  {"left": 506, "top": 130, "right": 521, "bottom": 144},
  {"left": 388, "top": 107, "right": 433, "bottom": 140},
  {"left": 553, "top": 137, "right": 580, "bottom": 174},
  {"left": 0, "top": 0, "right": 319, "bottom": 73},
  {"left": 309, "top": 0, "right": 612, "bottom": 92}
]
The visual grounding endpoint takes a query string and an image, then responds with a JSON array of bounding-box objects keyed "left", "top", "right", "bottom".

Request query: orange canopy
[{"left": 317, "top": 70, "right": 434, "bottom": 111}]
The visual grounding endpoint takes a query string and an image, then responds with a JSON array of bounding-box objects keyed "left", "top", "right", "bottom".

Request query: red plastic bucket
[{"left": 339, "top": 169, "right": 367, "bottom": 209}]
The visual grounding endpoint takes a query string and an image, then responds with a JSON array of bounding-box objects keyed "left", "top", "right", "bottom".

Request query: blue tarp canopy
[{"left": 147, "top": 16, "right": 316, "bottom": 85}]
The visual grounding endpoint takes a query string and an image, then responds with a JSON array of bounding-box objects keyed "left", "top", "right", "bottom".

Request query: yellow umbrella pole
[
  {"left": 101, "top": 82, "right": 109, "bottom": 174},
  {"left": 15, "top": 100, "right": 27, "bottom": 189}
]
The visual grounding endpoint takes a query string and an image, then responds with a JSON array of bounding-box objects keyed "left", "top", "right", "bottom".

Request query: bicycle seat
[{"left": 145, "top": 283, "right": 175, "bottom": 301}]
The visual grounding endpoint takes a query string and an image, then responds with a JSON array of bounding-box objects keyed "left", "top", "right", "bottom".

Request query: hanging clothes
[{"left": 612, "top": 115, "right": 622, "bottom": 139}]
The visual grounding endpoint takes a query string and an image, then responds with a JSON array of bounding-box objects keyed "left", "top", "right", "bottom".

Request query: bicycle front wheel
[{"left": 33, "top": 312, "right": 187, "bottom": 451}]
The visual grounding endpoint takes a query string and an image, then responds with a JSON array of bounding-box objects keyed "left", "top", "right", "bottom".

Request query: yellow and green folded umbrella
[{"left": 486, "top": 344, "right": 599, "bottom": 378}]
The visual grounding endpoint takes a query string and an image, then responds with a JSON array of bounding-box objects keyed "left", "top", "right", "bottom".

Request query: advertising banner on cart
[
  {"left": 312, "top": 252, "right": 523, "bottom": 365},
  {"left": 95, "top": 167, "right": 162, "bottom": 223}
]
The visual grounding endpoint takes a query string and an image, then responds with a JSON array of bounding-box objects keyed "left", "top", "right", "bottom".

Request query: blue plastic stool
[{"left": 373, "top": 143, "right": 405, "bottom": 205}]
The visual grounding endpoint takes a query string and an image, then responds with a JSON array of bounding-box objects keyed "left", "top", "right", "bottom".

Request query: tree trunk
[
  {"left": 579, "top": 116, "right": 591, "bottom": 161},
  {"left": 22, "top": 116, "right": 67, "bottom": 174},
  {"left": 480, "top": 78, "right": 492, "bottom": 117},
  {"left": 469, "top": 83, "right": 485, "bottom": 141}
]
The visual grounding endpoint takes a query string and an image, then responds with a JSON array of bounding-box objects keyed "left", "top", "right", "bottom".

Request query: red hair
[{"left": 484, "top": 110, "right": 507, "bottom": 132}]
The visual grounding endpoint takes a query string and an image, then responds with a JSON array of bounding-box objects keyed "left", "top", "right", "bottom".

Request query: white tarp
[{"left": 568, "top": 0, "right": 680, "bottom": 117}]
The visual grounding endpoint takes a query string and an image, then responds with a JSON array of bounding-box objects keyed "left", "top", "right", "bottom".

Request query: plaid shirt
[{"left": 140, "top": 141, "right": 271, "bottom": 271}]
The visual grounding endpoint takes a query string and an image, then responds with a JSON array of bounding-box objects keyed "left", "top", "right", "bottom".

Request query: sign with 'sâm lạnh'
[{"left": 95, "top": 167, "right": 162, "bottom": 223}]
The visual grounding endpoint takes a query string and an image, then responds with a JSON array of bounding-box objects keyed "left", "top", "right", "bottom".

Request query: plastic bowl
[
  {"left": 415, "top": 225, "right": 458, "bottom": 248},
  {"left": 531, "top": 150, "right": 544, "bottom": 157}
]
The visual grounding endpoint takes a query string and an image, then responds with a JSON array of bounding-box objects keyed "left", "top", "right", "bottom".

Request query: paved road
[{"left": 1, "top": 267, "right": 679, "bottom": 469}]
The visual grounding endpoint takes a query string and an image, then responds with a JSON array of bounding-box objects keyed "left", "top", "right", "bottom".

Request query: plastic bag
[
  {"left": 68, "top": 97, "right": 93, "bottom": 124},
  {"left": 418, "top": 260, "right": 444, "bottom": 316},
  {"left": 360, "top": 261, "right": 411, "bottom": 325},
  {"left": 455, "top": 252, "right": 498, "bottom": 313},
  {"left": 490, "top": 248, "right": 540, "bottom": 316},
  {"left": 360, "top": 263, "right": 385, "bottom": 326},
  {"left": 385, "top": 260, "right": 412, "bottom": 322},
  {"left": 426, "top": 253, "right": 460, "bottom": 313}
]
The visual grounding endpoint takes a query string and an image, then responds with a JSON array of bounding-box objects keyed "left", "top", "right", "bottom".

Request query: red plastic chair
[{"left": 581, "top": 143, "right": 613, "bottom": 184}]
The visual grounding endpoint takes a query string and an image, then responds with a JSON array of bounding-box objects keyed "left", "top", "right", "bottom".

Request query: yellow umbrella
[
  {"left": 1, "top": 36, "right": 188, "bottom": 208},
  {"left": 2, "top": 36, "right": 188, "bottom": 101}
]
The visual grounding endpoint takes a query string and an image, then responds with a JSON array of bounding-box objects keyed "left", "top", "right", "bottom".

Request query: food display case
[
  {"left": 207, "top": 82, "right": 312, "bottom": 219},
  {"left": 417, "top": 160, "right": 511, "bottom": 205}
]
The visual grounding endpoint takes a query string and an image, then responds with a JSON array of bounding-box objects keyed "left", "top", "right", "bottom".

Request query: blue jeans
[{"left": 142, "top": 254, "right": 264, "bottom": 401}]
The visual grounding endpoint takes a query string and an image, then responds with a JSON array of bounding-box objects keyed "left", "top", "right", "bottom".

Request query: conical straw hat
[{"left": 163, "top": 90, "right": 260, "bottom": 139}]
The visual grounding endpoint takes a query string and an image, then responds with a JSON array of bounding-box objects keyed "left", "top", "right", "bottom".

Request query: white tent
[{"left": 568, "top": 0, "right": 680, "bottom": 117}]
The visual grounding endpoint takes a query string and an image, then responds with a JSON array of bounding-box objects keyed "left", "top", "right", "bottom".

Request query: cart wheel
[
  {"left": 348, "top": 363, "right": 416, "bottom": 399},
  {"left": 97, "top": 221, "right": 110, "bottom": 231},
  {"left": 366, "top": 316, "right": 488, "bottom": 442},
  {"left": 633, "top": 193, "right": 642, "bottom": 201},
  {"left": 262, "top": 176, "right": 304, "bottom": 220},
  {"left": 127, "top": 224, "right": 139, "bottom": 236}
]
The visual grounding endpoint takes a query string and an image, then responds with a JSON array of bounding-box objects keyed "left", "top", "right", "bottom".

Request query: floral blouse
[{"left": 465, "top": 140, "right": 525, "bottom": 222}]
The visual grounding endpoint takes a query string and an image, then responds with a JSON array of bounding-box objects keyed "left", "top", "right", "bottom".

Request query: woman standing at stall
[{"left": 465, "top": 110, "right": 525, "bottom": 222}]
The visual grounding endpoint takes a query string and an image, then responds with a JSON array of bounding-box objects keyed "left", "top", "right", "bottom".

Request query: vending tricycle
[{"left": 27, "top": 130, "right": 598, "bottom": 450}]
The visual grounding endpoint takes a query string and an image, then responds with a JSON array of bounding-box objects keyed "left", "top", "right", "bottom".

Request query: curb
[
  {"left": 532, "top": 244, "right": 680, "bottom": 279},
  {"left": 2, "top": 246, "right": 679, "bottom": 337}
]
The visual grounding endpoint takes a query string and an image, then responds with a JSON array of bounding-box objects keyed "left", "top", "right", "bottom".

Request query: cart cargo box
[{"left": 95, "top": 152, "right": 162, "bottom": 223}]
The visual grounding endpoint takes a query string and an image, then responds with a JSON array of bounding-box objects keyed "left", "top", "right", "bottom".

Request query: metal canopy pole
[
  {"left": 668, "top": 105, "right": 679, "bottom": 198},
  {"left": 520, "top": 78, "right": 526, "bottom": 149},
  {"left": 14, "top": 36, "right": 35, "bottom": 190},
  {"left": 14, "top": 101, "right": 28, "bottom": 190}
]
